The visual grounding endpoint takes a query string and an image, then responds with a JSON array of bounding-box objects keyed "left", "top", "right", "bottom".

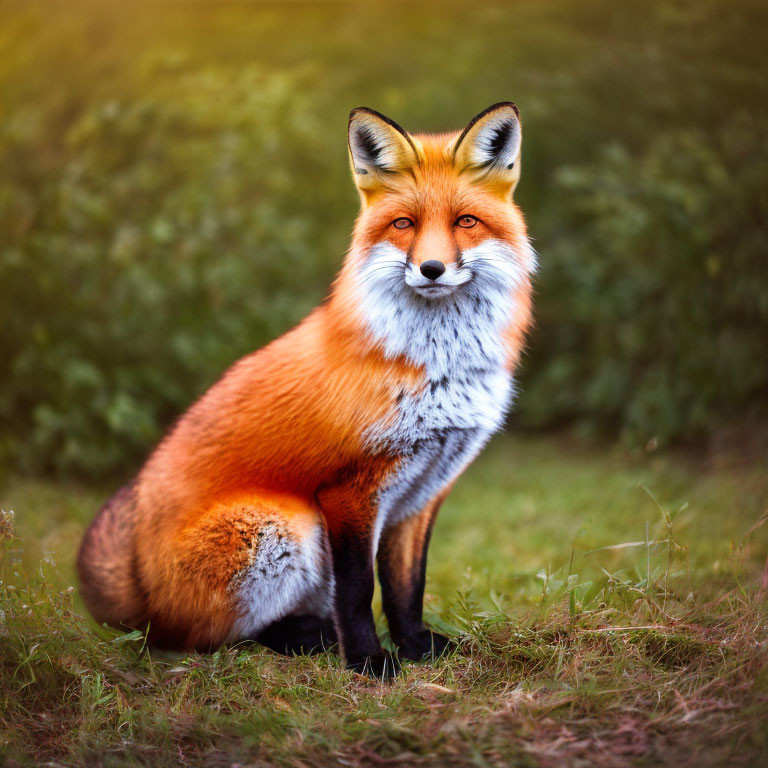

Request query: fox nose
[{"left": 420, "top": 260, "right": 446, "bottom": 281}]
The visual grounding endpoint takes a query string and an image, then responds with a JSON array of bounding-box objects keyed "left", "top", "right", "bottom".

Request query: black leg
[
  {"left": 378, "top": 502, "right": 452, "bottom": 662},
  {"left": 315, "top": 474, "right": 401, "bottom": 680},
  {"left": 255, "top": 614, "right": 337, "bottom": 656},
  {"left": 329, "top": 532, "right": 400, "bottom": 680}
]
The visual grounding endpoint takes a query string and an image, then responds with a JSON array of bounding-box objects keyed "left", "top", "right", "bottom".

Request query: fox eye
[
  {"left": 456, "top": 215, "right": 478, "bottom": 228},
  {"left": 392, "top": 217, "right": 415, "bottom": 229}
]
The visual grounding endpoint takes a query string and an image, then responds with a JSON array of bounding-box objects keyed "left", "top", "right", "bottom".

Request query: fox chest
[
  {"left": 370, "top": 362, "right": 513, "bottom": 546},
  {"left": 359, "top": 271, "right": 516, "bottom": 543}
]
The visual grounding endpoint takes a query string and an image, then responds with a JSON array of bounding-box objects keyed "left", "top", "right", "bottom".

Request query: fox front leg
[
  {"left": 316, "top": 480, "right": 400, "bottom": 680},
  {"left": 377, "top": 497, "right": 452, "bottom": 662}
]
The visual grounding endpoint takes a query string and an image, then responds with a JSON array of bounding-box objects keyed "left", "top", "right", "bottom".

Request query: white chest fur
[
  {"left": 372, "top": 427, "right": 491, "bottom": 549},
  {"left": 356, "top": 238, "right": 531, "bottom": 547}
]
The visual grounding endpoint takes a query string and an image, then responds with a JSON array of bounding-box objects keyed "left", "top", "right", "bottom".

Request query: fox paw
[
  {"left": 346, "top": 652, "right": 401, "bottom": 681},
  {"left": 397, "top": 630, "right": 453, "bottom": 662}
]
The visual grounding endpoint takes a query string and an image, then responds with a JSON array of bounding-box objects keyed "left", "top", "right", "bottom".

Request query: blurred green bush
[{"left": 1, "top": 0, "right": 766, "bottom": 478}]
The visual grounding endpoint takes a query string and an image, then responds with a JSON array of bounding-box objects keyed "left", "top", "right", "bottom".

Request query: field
[{"left": 2, "top": 435, "right": 767, "bottom": 767}]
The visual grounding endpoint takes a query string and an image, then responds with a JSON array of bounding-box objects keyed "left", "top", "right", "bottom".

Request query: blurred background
[
  {"left": 1, "top": 0, "right": 767, "bottom": 483},
  {"left": 3, "top": 8, "right": 768, "bottom": 761}
]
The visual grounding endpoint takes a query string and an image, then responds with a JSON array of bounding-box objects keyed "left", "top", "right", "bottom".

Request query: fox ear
[
  {"left": 452, "top": 103, "right": 522, "bottom": 196},
  {"left": 348, "top": 107, "right": 418, "bottom": 194}
]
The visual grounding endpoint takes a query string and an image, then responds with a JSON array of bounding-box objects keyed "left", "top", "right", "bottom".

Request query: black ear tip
[
  {"left": 349, "top": 107, "right": 372, "bottom": 126},
  {"left": 486, "top": 101, "right": 520, "bottom": 119},
  {"left": 349, "top": 106, "right": 395, "bottom": 125}
]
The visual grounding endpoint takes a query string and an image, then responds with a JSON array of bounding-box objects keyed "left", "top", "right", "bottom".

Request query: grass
[{"left": 1, "top": 434, "right": 767, "bottom": 767}]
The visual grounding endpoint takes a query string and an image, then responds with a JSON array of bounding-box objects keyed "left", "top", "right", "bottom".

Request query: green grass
[{"left": 2, "top": 435, "right": 768, "bottom": 767}]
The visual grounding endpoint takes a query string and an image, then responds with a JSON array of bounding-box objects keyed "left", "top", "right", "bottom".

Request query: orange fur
[{"left": 78, "top": 104, "right": 535, "bottom": 658}]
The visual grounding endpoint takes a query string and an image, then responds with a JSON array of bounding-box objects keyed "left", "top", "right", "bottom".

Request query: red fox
[{"left": 77, "top": 103, "right": 535, "bottom": 678}]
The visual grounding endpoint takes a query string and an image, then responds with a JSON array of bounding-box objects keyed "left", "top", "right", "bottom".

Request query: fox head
[
  {"left": 331, "top": 103, "right": 536, "bottom": 381},
  {"left": 340, "top": 103, "right": 535, "bottom": 306}
]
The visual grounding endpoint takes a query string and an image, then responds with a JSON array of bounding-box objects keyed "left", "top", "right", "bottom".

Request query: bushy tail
[{"left": 77, "top": 485, "right": 147, "bottom": 631}]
